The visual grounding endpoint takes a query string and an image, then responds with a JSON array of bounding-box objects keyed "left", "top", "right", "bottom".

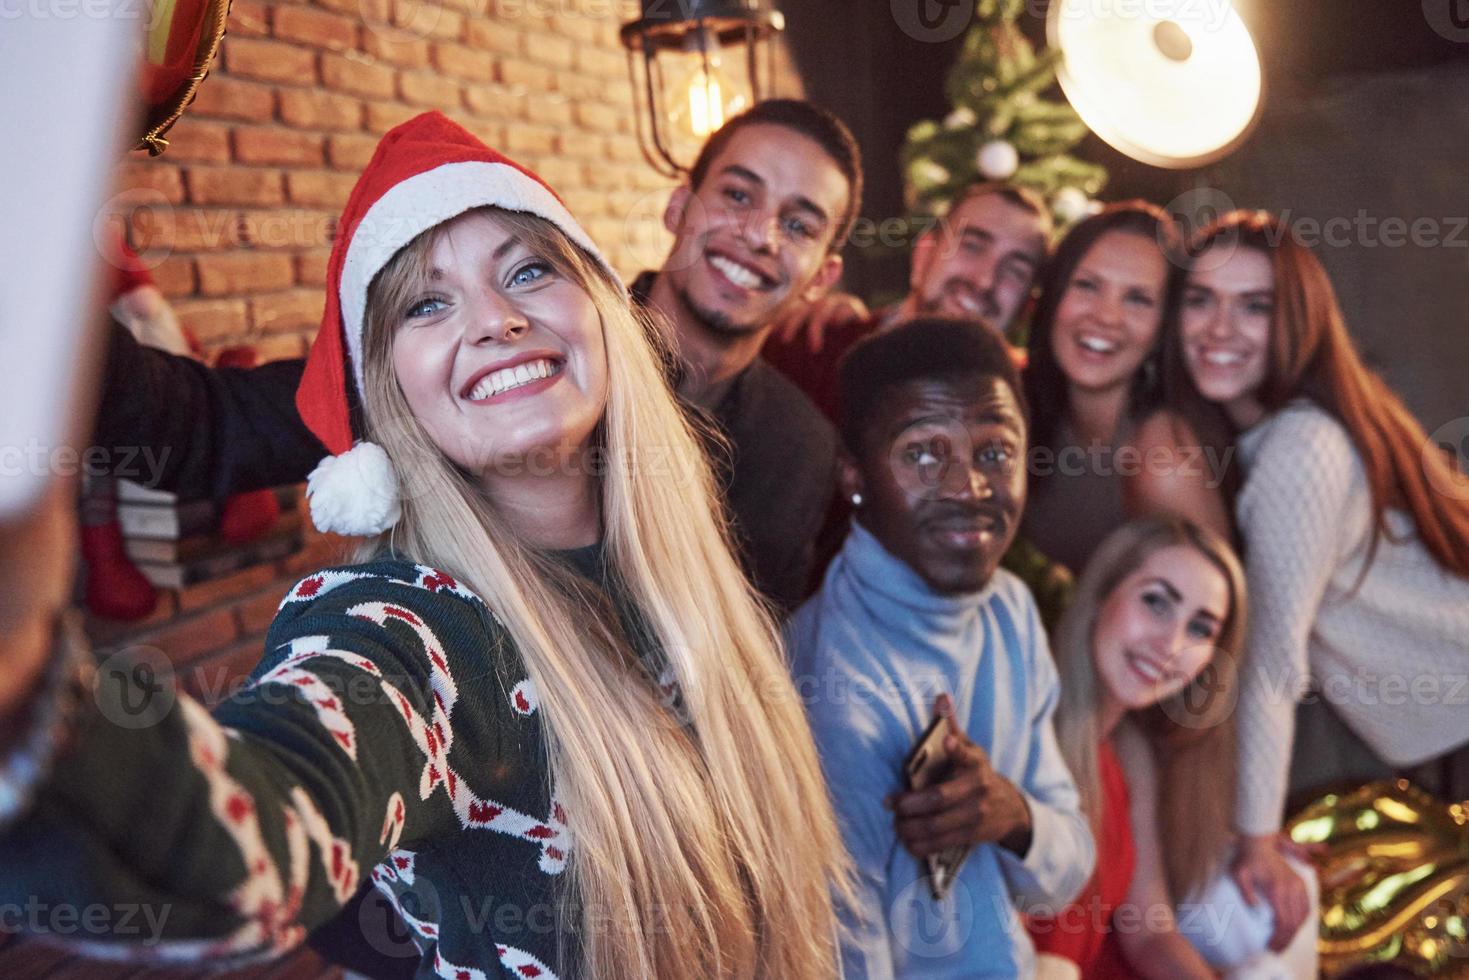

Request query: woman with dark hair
[
  {"left": 1023, "top": 202, "right": 1229, "bottom": 577},
  {"left": 1165, "top": 209, "right": 1469, "bottom": 954}
]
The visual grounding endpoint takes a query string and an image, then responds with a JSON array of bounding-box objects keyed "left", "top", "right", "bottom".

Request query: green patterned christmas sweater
[{"left": 1, "top": 549, "right": 663, "bottom": 979}]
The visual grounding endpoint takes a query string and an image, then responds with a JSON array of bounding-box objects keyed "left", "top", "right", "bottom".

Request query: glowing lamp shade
[{"left": 1048, "top": 0, "right": 1263, "bottom": 168}]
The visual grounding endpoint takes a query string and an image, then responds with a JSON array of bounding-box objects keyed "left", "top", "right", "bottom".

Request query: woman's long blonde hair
[
  {"left": 356, "top": 208, "right": 849, "bottom": 978},
  {"left": 1052, "top": 515, "right": 1246, "bottom": 901}
]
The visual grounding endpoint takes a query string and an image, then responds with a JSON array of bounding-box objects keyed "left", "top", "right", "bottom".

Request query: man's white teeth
[
  {"left": 956, "top": 293, "right": 982, "bottom": 313},
  {"left": 1079, "top": 334, "right": 1118, "bottom": 354},
  {"left": 469, "top": 359, "right": 558, "bottom": 400},
  {"left": 1203, "top": 349, "right": 1245, "bottom": 366},
  {"left": 710, "top": 255, "right": 763, "bottom": 289}
]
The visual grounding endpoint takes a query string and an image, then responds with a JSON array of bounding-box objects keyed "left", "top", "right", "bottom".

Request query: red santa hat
[{"left": 297, "top": 111, "right": 616, "bottom": 536}]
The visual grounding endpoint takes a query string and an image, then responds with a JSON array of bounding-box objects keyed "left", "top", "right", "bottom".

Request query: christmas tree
[{"left": 901, "top": 0, "right": 1108, "bottom": 225}]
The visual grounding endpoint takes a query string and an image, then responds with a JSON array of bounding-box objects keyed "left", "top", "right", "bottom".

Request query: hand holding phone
[
  {"left": 893, "top": 694, "right": 1034, "bottom": 900},
  {"left": 898, "top": 696, "right": 976, "bottom": 901},
  {"left": 0, "top": 5, "right": 136, "bottom": 519},
  {"left": 0, "top": 5, "right": 136, "bottom": 736}
]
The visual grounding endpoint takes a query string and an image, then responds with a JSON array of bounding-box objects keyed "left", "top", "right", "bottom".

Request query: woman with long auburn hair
[
  {"left": 1023, "top": 202, "right": 1230, "bottom": 578},
  {"left": 1163, "top": 209, "right": 1469, "bottom": 956},
  {"left": 1029, "top": 515, "right": 1316, "bottom": 980},
  {"left": 0, "top": 113, "right": 850, "bottom": 979}
]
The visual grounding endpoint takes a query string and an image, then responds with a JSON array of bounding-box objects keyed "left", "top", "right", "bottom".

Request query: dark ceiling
[{"left": 1240, "top": 0, "right": 1469, "bottom": 79}]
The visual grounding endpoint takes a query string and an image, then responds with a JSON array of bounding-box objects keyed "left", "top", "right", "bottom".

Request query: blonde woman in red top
[{"left": 1030, "top": 516, "right": 1316, "bottom": 979}]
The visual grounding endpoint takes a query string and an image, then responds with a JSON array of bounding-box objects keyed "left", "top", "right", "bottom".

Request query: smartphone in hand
[{"left": 902, "top": 713, "right": 976, "bottom": 901}]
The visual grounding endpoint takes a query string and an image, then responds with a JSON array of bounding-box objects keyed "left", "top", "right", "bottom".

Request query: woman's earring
[{"left": 850, "top": 492, "right": 863, "bottom": 507}]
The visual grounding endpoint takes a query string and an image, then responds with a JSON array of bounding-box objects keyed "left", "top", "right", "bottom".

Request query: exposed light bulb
[
  {"left": 667, "top": 29, "right": 749, "bottom": 143},
  {"left": 687, "top": 60, "right": 725, "bottom": 137}
]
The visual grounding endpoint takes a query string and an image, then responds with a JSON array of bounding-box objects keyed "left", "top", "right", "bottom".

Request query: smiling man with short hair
[
  {"left": 895, "top": 183, "right": 1051, "bottom": 330},
  {"left": 635, "top": 98, "right": 864, "bottom": 607},
  {"left": 762, "top": 181, "right": 1051, "bottom": 421},
  {"left": 651, "top": 103, "right": 862, "bottom": 394}
]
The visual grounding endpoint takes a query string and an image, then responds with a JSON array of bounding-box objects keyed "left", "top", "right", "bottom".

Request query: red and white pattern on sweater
[
  {"left": 278, "top": 568, "right": 378, "bottom": 609},
  {"left": 433, "top": 945, "right": 561, "bottom": 980},
  {"left": 279, "top": 564, "right": 497, "bottom": 624},
  {"left": 380, "top": 791, "right": 407, "bottom": 851},
  {"left": 81, "top": 698, "right": 357, "bottom": 966},
  {"left": 370, "top": 850, "right": 443, "bottom": 943},
  {"left": 278, "top": 569, "right": 569, "bottom": 873},
  {"left": 288, "top": 786, "right": 361, "bottom": 904},
  {"left": 495, "top": 943, "right": 559, "bottom": 979},
  {"left": 411, "top": 564, "right": 497, "bottom": 620},
  {"left": 160, "top": 699, "right": 311, "bottom": 961},
  {"left": 538, "top": 796, "right": 570, "bottom": 874},
  {"left": 243, "top": 635, "right": 391, "bottom": 762},
  {"left": 277, "top": 636, "right": 384, "bottom": 678},
  {"left": 340, "top": 602, "right": 569, "bottom": 873},
  {"left": 454, "top": 781, "right": 570, "bottom": 876},
  {"left": 373, "top": 847, "right": 417, "bottom": 886},
  {"left": 344, "top": 600, "right": 461, "bottom": 797},
  {"left": 270, "top": 606, "right": 457, "bottom": 805},
  {"left": 248, "top": 663, "right": 359, "bottom": 760},
  {"left": 432, "top": 948, "right": 491, "bottom": 980},
  {"left": 509, "top": 679, "right": 538, "bottom": 716}
]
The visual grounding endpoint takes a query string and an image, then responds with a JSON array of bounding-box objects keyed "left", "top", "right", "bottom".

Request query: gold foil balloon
[
  {"left": 136, "top": 0, "right": 232, "bottom": 154},
  {"left": 1289, "top": 779, "right": 1469, "bottom": 977}
]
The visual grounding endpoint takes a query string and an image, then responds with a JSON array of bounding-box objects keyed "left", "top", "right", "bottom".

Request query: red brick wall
[
  {"left": 114, "top": 0, "right": 679, "bottom": 364},
  {"left": 10, "top": 1, "right": 695, "bottom": 975}
]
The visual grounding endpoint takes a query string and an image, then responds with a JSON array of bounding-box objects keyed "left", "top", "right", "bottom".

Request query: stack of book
[{"left": 116, "top": 481, "right": 304, "bottom": 589}]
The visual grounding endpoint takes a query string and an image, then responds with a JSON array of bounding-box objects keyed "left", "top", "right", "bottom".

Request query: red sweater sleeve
[
  {"left": 761, "top": 316, "right": 1028, "bottom": 425},
  {"left": 759, "top": 317, "right": 880, "bottom": 424}
]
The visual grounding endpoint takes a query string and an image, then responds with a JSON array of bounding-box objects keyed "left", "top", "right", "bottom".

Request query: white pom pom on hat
[
  {"left": 295, "top": 111, "right": 617, "bottom": 536},
  {"left": 306, "top": 442, "right": 401, "bottom": 536}
]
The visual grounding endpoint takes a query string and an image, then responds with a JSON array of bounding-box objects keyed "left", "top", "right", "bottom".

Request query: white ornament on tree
[
  {"left": 976, "top": 139, "right": 1019, "bottom": 180},
  {"left": 1052, "top": 186, "right": 1091, "bottom": 222}
]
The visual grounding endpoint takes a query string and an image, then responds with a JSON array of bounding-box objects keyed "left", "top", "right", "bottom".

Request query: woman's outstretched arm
[
  {"left": 0, "top": 563, "right": 498, "bottom": 967},
  {"left": 1230, "top": 407, "right": 1349, "bottom": 951}
]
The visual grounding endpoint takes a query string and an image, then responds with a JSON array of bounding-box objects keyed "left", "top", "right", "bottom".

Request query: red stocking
[
  {"left": 79, "top": 478, "right": 158, "bottom": 621},
  {"left": 218, "top": 489, "right": 281, "bottom": 544}
]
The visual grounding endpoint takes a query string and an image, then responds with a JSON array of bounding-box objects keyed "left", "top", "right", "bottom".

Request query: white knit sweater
[{"left": 1233, "top": 399, "right": 1469, "bottom": 835}]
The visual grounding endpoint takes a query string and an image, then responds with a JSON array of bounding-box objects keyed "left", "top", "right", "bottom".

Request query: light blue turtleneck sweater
[{"left": 787, "top": 522, "right": 1094, "bottom": 979}]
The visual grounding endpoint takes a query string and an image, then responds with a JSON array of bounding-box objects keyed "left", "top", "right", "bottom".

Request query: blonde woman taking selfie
[{"left": 0, "top": 113, "right": 848, "bottom": 980}]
